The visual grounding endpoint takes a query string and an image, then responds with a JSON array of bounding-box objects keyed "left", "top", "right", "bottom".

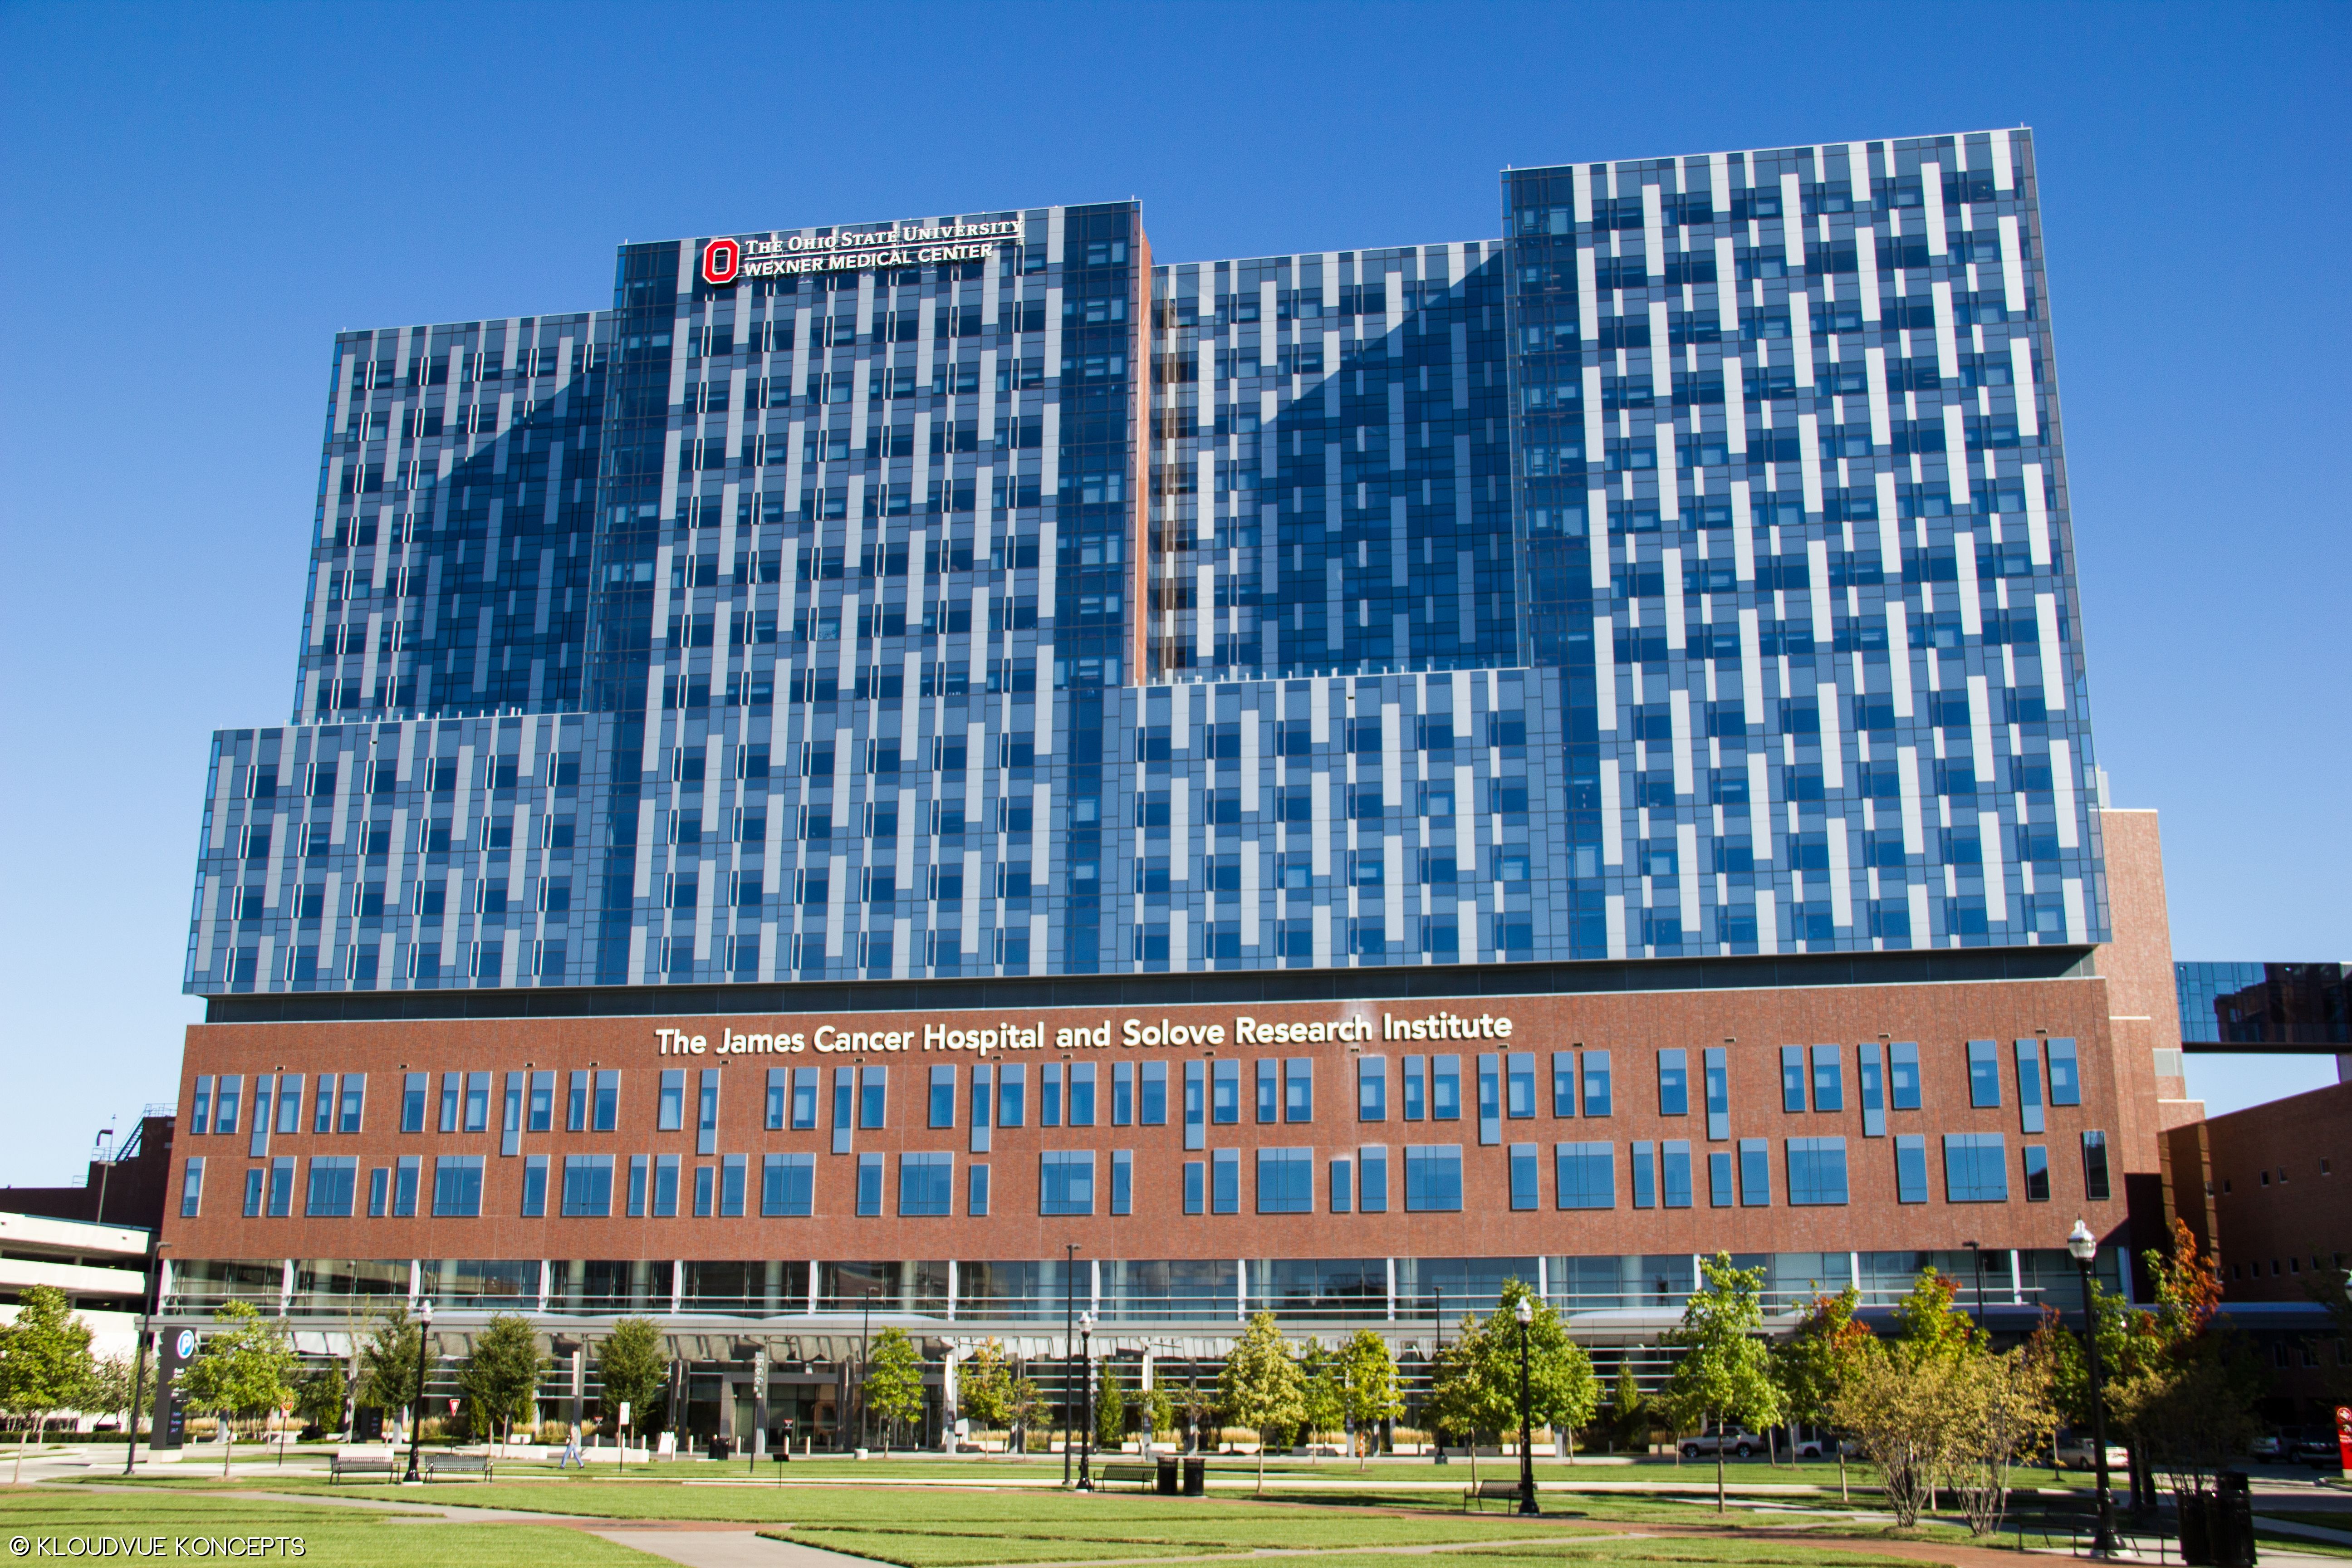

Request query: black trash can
[
  {"left": 1156, "top": 1457, "right": 1179, "bottom": 1495},
  {"left": 709, "top": 1436, "right": 732, "bottom": 1461},
  {"left": 2214, "top": 1471, "right": 2256, "bottom": 1568},
  {"left": 2175, "top": 1490, "right": 2214, "bottom": 1568},
  {"left": 1182, "top": 1455, "right": 1206, "bottom": 1497}
]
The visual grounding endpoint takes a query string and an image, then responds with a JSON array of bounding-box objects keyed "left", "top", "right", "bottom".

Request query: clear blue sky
[{"left": 1, "top": 1, "right": 2344, "bottom": 1186}]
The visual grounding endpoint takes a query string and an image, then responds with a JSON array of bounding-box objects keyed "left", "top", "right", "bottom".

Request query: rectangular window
[
  {"left": 1661, "top": 1139, "right": 1693, "bottom": 1208},
  {"left": 1858, "top": 1044, "right": 1887, "bottom": 1137},
  {"left": 252, "top": 1075, "right": 275, "bottom": 1156},
  {"left": 463, "top": 1071, "right": 490, "bottom": 1133},
  {"left": 181, "top": 1158, "right": 204, "bottom": 1218},
  {"left": 1111, "top": 1149, "right": 1132, "bottom": 1215},
  {"left": 1431, "top": 1055, "right": 1461, "bottom": 1120},
  {"left": 1944, "top": 1132, "right": 2009, "bottom": 1202},
  {"left": 1112, "top": 1061, "right": 1134, "bottom": 1126},
  {"left": 1704, "top": 1048, "right": 1730, "bottom": 1141},
  {"left": 1041, "top": 1063, "right": 1063, "bottom": 1126},
  {"left": 368, "top": 1166, "right": 388, "bottom": 1218},
  {"left": 2023, "top": 1143, "right": 2051, "bottom": 1202},
  {"left": 1402, "top": 1055, "right": 1427, "bottom": 1119},
  {"left": 336, "top": 1073, "right": 365, "bottom": 1134},
  {"left": 659, "top": 1069, "right": 686, "bottom": 1130},
  {"left": 970, "top": 1063, "right": 993, "bottom": 1153},
  {"left": 520, "top": 1154, "right": 548, "bottom": 1216},
  {"left": 1140, "top": 1060, "right": 1167, "bottom": 1125},
  {"left": 1184, "top": 1160, "right": 1205, "bottom": 1215},
  {"left": 1254, "top": 1059, "right": 1278, "bottom": 1123},
  {"left": 627, "top": 1155, "right": 647, "bottom": 1216},
  {"left": 524, "top": 1071, "right": 550, "bottom": 1134},
  {"left": 1658, "top": 1049, "right": 1689, "bottom": 1116},
  {"left": 1358, "top": 1146, "right": 1389, "bottom": 1213},
  {"left": 313, "top": 1073, "right": 336, "bottom": 1134},
  {"left": 968, "top": 1162, "right": 990, "bottom": 1216},
  {"left": 564, "top": 1154, "right": 615, "bottom": 1217},
  {"left": 1551, "top": 1053, "right": 1575, "bottom": 1117},
  {"left": 699, "top": 1070, "right": 723, "bottom": 1154},
  {"left": 653, "top": 1154, "right": 680, "bottom": 1217},
  {"left": 216, "top": 1074, "right": 243, "bottom": 1136},
  {"left": 833, "top": 1068, "right": 855, "bottom": 1153},
  {"left": 593, "top": 1070, "right": 618, "bottom": 1132},
  {"left": 1967, "top": 1040, "right": 2002, "bottom": 1108},
  {"left": 1477, "top": 1053, "right": 1502, "bottom": 1144},
  {"left": 1358, "top": 1056, "right": 1388, "bottom": 1121},
  {"left": 856, "top": 1152, "right": 883, "bottom": 1216},
  {"left": 1329, "top": 1157, "right": 1352, "bottom": 1213},
  {"left": 1739, "top": 1139, "right": 1770, "bottom": 1205},
  {"left": 1812, "top": 1045, "right": 1844, "bottom": 1112},
  {"left": 1404, "top": 1144, "right": 1464, "bottom": 1212},
  {"left": 998, "top": 1063, "right": 1026, "bottom": 1128},
  {"left": 1183, "top": 1060, "right": 1205, "bottom": 1148},
  {"left": 2015, "top": 1040, "right": 2046, "bottom": 1134},
  {"left": 1632, "top": 1141, "right": 1657, "bottom": 1208},
  {"left": 277, "top": 1074, "right": 303, "bottom": 1136},
  {"left": 1583, "top": 1051, "right": 1612, "bottom": 1116},
  {"left": 1041, "top": 1151, "right": 1096, "bottom": 1215},
  {"left": 1708, "top": 1151, "right": 1735, "bottom": 1207},
  {"left": 431, "top": 1155, "right": 483, "bottom": 1217},
  {"left": 694, "top": 1164, "right": 715, "bottom": 1217},
  {"left": 1211, "top": 1149, "right": 1240, "bottom": 1214},
  {"left": 567, "top": 1070, "right": 589, "bottom": 1131},
  {"left": 1211, "top": 1060, "right": 1240, "bottom": 1123},
  {"left": 303, "top": 1155, "right": 355, "bottom": 1217},
  {"left": 243, "top": 1166, "right": 263, "bottom": 1218},
  {"left": 1556, "top": 1142, "right": 1614, "bottom": 1209},
  {"left": 1070, "top": 1062, "right": 1098, "bottom": 1127},
  {"left": 1506, "top": 1053, "right": 1536, "bottom": 1119},
  {"left": 500, "top": 1072, "right": 523, "bottom": 1157},
  {"left": 766, "top": 1068, "right": 788, "bottom": 1130},
  {"left": 2047, "top": 1038, "right": 2082, "bottom": 1105},
  {"left": 393, "top": 1156, "right": 419, "bottom": 1216},
  {"left": 2082, "top": 1130, "right": 2112, "bottom": 1202},
  {"left": 1284, "top": 1058, "right": 1312, "bottom": 1122},
  {"left": 762, "top": 1153, "right": 814, "bottom": 1216},
  {"left": 1780, "top": 1046, "right": 1807, "bottom": 1113},
  {"left": 1509, "top": 1143, "right": 1540, "bottom": 1210},
  {"left": 930, "top": 1065, "right": 956, "bottom": 1128},
  {"left": 1257, "top": 1148, "right": 1313, "bottom": 1214},
  {"left": 1889, "top": 1042, "right": 1921, "bottom": 1110},
  {"left": 191, "top": 1076, "right": 213, "bottom": 1136},
  {"left": 792, "top": 1067, "right": 818, "bottom": 1130},
  {"left": 1787, "top": 1137, "right": 1850, "bottom": 1205},
  {"left": 902, "top": 1152, "right": 952, "bottom": 1216}
]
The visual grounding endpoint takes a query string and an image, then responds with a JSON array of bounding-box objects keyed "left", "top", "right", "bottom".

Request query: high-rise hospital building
[{"left": 154, "top": 128, "right": 2187, "bottom": 1448}]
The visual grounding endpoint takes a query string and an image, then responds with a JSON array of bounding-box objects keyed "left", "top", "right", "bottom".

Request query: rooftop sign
[{"left": 702, "top": 221, "right": 1021, "bottom": 285}]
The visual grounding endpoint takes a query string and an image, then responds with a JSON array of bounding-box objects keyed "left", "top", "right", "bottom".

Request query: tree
[
  {"left": 1137, "top": 1367, "right": 1176, "bottom": 1446},
  {"left": 1607, "top": 1360, "right": 1649, "bottom": 1455},
  {"left": 1659, "top": 1254, "right": 1786, "bottom": 1513},
  {"left": 2110, "top": 1220, "right": 2264, "bottom": 1506},
  {"left": 1424, "top": 1311, "right": 1493, "bottom": 1485},
  {"left": 1775, "top": 1288, "right": 1869, "bottom": 1499},
  {"left": 1095, "top": 1357, "right": 1128, "bottom": 1451},
  {"left": 864, "top": 1327, "right": 926, "bottom": 1453},
  {"left": 88, "top": 1352, "right": 154, "bottom": 1436},
  {"left": 1173, "top": 1374, "right": 1215, "bottom": 1454},
  {"left": 1005, "top": 1370, "right": 1046, "bottom": 1454},
  {"left": 177, "top": 1301, "right": 295, "bottom": 1477},
  {"left": 456, "top": 1313, "right": 547, "bottom": 1448},
  {"left": 293, "top": 1364, "right": 351, "bottom": 1434},
  {"left": 1217, "top": 1311, "right": 1305, "bottom": 1492},
  {"left": 959, "top": 1339, "right": 1012, "bottom": 1441},
  {"left": 1297, "top": 1339, "right": 1344, "bottom": 1452},
  {"left": 0, "top": 1286, "right": 96, "bottom": 1482},
  {"left": 596, "top": 1318, "right": 668, "bottom": 1443},
  {"left": 355, "top": 1305, "right": 420, "bottom": 1426},
  {"left": 1945, "top": 1341, "right": 2057, "bottom": 1536},
  {"left": 1337, "top": 1330, "right": 1403, "bottom": 1470}
]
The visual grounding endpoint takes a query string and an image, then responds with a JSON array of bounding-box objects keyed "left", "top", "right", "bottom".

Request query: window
[
  {"left": 1284, "top": 1058, "right": 1313, "bottom": 1122},
  {"left": 1182, "top": 1060, "right": 1205, "bottom": 1148},
  {"left": 463, "top": 1071, "right": 490, "bottom": 1133},
  {"left": 392, "top": 1156, "right": 420, "bottom": 1217},
  {"left": 1509, "top": 1144, "right": 1540, "bottom": 1210},
  {"left": 902, "top": 1152, "right": 953, "bottom": 1216},
  {"left": 368, "top": 1166, "right": 388, "bottom": 1217},
  {"left": 1431, "top": 1055, "right": 1462, "bottom": 1120},
  {"left": 1551, "top": 1053, "right": 1576, "bottom": 1117},
  {"left": 1583, "top": 1051, "right": 1613, "bottom": 1116},
  {"left": 792, "top": 1067, "right": 818, "bottom": 1130},
  {"left": 1506, "top": 1053, "right": 1536, "bottom": 1119},
  {"left": 1632, "top": 1141, "right": 1657, "bottom": 1208},
  {"left": 1254, "top": 1060, "right": 1278, "bottom": 1124},
  {"left": 1858, "top": 1044, "right": 1887, "bottom": 1137},
  {"left": 1213, "top": 1060, "right": 1240, "bottom": 1123},
  {"left": 930, "top": 1065, "right": 956, "bottom": 1128},
  {"left": 276, "top": 1075, "right": 304, "bottom": 1136},
  {"left": 2081, "top": 1131, "right": 2112, "bottom": 1202},
  {"left": 1709, "top": 1151, "right": 1735, "bottom": 1207},
  {"left": 1557, "top": 1142, "right": 1614, "bottom": 1209},
  {"left": 1812, "top": 1045, "right": 1843, "bottom": 1112},
  {"left": 653, "top": 1154, "right": 680, "bottom": 1217},
  {"left": 1070, "top": 1062, "right": 1097, "bottom": 1126},
  {"left": 563, "top": 1154, "right": 614, "bottom": 1217},
  {"left": 593, "top": 1071, "right": 618, "bottom": 1131},
  {"left": 1889, "top": 1042, "right": 1921, "bottom": 1110},
  {"left": 1111, "top": 1149, "right": 1132, "bottom": 1215},
  {"left": 1402, "top": 1056, "right": 1426, "bottom": 1119},
  {"left": 1140, "top": 1061, "right": 1167, "bottom": 1125},
  {"left": 659, "top": 1070, "right": 685, "bottom": 1130},
  {"left": 524, "top": 1072, "right": 549, "bottom": 1134},
  {"left": 1661, "top": 1140, "right": 1694, "bottom": 1208},
  {"left": 1787, "top": 1138, "right": 1850, "bottom": 1205},
  {"left": 216, "top": 1074, "right": 242, "bottom": 1135},
  {"left": 968, "top": 1162, "right": 990, "bottom": 1216},
  {"left": 1780, "top": 1046, "right": 1807, "bottom": 1113},
  {"left": 568, "top": 1070, "right": 590, "bottom": 1132},
  {"left": 437, "top": 1072, "right": 461, "bottom": 1133},
  {"left": 1704, "top": 1048, "right": 1730, "bottom": 1140},
  {"left": 1358, "top": 1056, "right": 1388, "bottom": 1120},
  {"left": 1211, "top": 1150, "right": 1240, "bottom": 1214},
  {"left": 1944, "top": 1133, "right": 2009, "bottom": 1202},
  {"left": 2023, "top": 1144, "right": 2051, "bottom": 1203},
  {"left": 998, "top": 1063, "right": 1025, "bottom": 1127},
  {"left": 1257, "top": 1148, "right": 1313, "bottom": 1213},
  {"left": 1112, "top": 1061, "right": 1133, "bottom": 1126},
  {"left": 1041, "top": 1064, "right": 1063, "bottom": 1127},
  {"left": 1477, "top": 1054, "right": 1502, "bottom": 1144},
  {"left": 2015, "top": 1040, "right": 2046, "bottom": 1134},
  {"left": 1329, "top": 1156, "right": 1352, "bottom": 1213},
  {"left": 313, "top": 1074, "right": 336, "bottom": 1133},
  {"left": 1658, "top": 1050, "right": 1689, "bottom": 1116},
  {"left": 693, "top": 1166, "right": 715, "bottom": 1217},
  {"left": 1184, "top": 1161, "right": 1205, "bottom": 1215},
  {"left": 766, "top": 1068, "right": 788, "bottom": 1130},
  {"left": 243, "top": 1166, "right": 263, "bottom": 1218},
  {"left": 700, "top": 1070, "right": 723, "bottom": 1154},
  {"left": 1358, "top": 1146, "right": 1389, "bottom": 1213},
  {"left": 432, "top": 1156, "right": 483, "bottom": 1217},
  {"left": 180, "top": 1158, "right": 205, "bottom": 1217},
  {"left": 626, "top": 1155, "right": 647, "bottom": 1216},
  {"left": 191, "top": 1076, "right": 213, "bottom": 1136},
  {"left": 1404, "top": 1145, "right": 1463, "bottom": 1212},
  {"left": 520, "top": 1155, "right": 548, "bottom": 1216},
  {"left": 1966, "top": 1041, "right": 2002, "bottom": 1107},
  {"left": 1041, "top": 1152, "right": 1096, "bottom": 1215},
  {"left": 2047, "top": 1038, "right": 2082, "bottom": 1105},
  {"left": 762, "top": 1153, "right": 814, "bottom": 1216},
  {"left": 305, "top": 1156, "right": 356, "bottom": 1217},
  {"left": 856, "top": 1152, "right": 884, "bottom": 1216}
]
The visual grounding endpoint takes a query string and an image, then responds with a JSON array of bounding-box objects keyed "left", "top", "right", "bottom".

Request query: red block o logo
[{"left": 702, "top": 238, "right": 740, "bottom": 286}]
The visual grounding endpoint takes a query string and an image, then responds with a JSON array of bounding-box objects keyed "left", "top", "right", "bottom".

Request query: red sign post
[{"left": 2334, "top": 1405, "right": 2352, "bottom": 1472}]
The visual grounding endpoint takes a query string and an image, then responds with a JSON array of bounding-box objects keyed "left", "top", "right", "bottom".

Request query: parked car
[
  {"left": 2052, "top": 1437, "right": 2131, "bottom": 1471},
  {"left": 1681, "top": 1430, "right": 1764, "bottom": 1459},
  {"left": 2292, "top": 1437, "right": 2343, "bottom": 1470},
  {"left": 1793, "top": 1436, "right": 1858, "bottom": 1460},
  {"left": 2249, "top": 1434, "right": 2285, "bottom": 1460}
]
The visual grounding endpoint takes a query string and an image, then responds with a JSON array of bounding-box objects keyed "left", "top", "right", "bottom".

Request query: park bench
[
  {"left": 1096, "top": 1461, "right": 1158, "bottom": 1491},
  {"left": 1462, "top": 1480, "right": 1522, "bottom": 1512},
  {"left": 424, "top": 1453, "right": 494, "bottom": 1482},
  {"left": 327, "top": 1454, "right": 397, "bottom": 1485}
]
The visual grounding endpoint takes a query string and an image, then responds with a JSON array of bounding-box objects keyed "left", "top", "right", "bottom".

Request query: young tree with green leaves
[
  {"left": 1425, "top": 1308, "right": 1494, "bottom": 1485},
  {"left": 1774, "top": 1287, "right": 1869, "bottom": 1499},
  {"left": 1217, "top": 1311, "right": 1305, "bottom": 1492},
  {"left": 1006, "top": 1370, "right": 1046, "bottom": 1454},
  {"left": 1297, "top": 1338, "right": 1345, "bottom": 1453},
  {"left": 293, "top": 1363, "right": 351, "bottom": 1434},
  {"left": 1659, "top": 1254, "right": 1787, "bottom": 1513},
  {"left": 177, "top": 1301, "right": 295, "bottom": 1477},
  {"left": 0, "top": 1285, "right": 96, "bottom": 1482},
  {"left": 457, "top": 1313, "right": 547, "bottom": 1447},
  {"left": 1337, "top": 1329, "right": 1403, "bottom": 1470},
  {"left": 1137, "top": 1367, "right": 1176, "bottom": 1446},
  {"left": 864, "top": 1327, "right": 926, "bottom": 1453},
  {"left": 1173, "top": 1373, "right": 1215, "bottom": 1454},
  {"left": 959, "top": 1338, "right": 1012, "bottom": 1443},
  {"left": 88, "top": 1351, "right": 154, "bottom": 1437},
  {"left": 596, "top": 1316, "right": 668, "bottom": 1447},
  {"left": 1095, "top": 1357, "right": 1128, "bottom": 1451},
  {"left": 355, "top": 1305, "right": 419, "bottom": 1436},
  {"left": 1608, "top": 1360, "right": 1648, "bottom": 1455}
]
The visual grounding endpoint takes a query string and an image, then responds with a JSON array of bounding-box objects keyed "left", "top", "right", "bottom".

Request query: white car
[{"left": 2053, "top": 1437, "right": 2131, "bottom": 1471}]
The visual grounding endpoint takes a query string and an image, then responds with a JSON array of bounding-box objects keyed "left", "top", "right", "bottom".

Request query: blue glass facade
[{"left": 187, "top": 131, "right": 2109, "bottom": 1000}]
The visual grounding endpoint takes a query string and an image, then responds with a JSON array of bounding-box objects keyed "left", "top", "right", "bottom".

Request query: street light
[
  {"left": 402, "top": 1297, "right": 435, "bottom": 1484},
  {"left": 2068, "top": 1220, "right": 2121, "bottom": 1558},
  {"left": 122, "top": 1240, "right": 166, "bottom": 1475},
  {"left": 1078, "top": 1311, "right": 1096, "bottom": 1490},
  {"left": 1963, "top": 1240, "right": 1985, "bottom": 1332},
  {"left": 1514, "top": 1295, "right": 1539, "bottom": 1517},
  {"left": 1063, "top": 1242, "right": 1081, "bottom": 1487}
]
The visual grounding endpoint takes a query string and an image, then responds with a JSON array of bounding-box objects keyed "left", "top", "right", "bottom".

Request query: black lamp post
[
  {"left": 122, "top": 1240, "right": 166, "bottom": 1475},
  {"left": 402, "top": 1297, "right": 434, "bottom": 1484},
  {"left": 1078, "top": 1311, "right": 1096, "bottom": 1490},
  {"left": 1063, "top": 1242, "right": 1081, "bottom": 1487},
  {"left": 2069, "top": 1220, "right": 2121, "bottom": 1558},
  {"left": 1514, "top": 1295, "right": 1539, "bottom": 1516}
]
